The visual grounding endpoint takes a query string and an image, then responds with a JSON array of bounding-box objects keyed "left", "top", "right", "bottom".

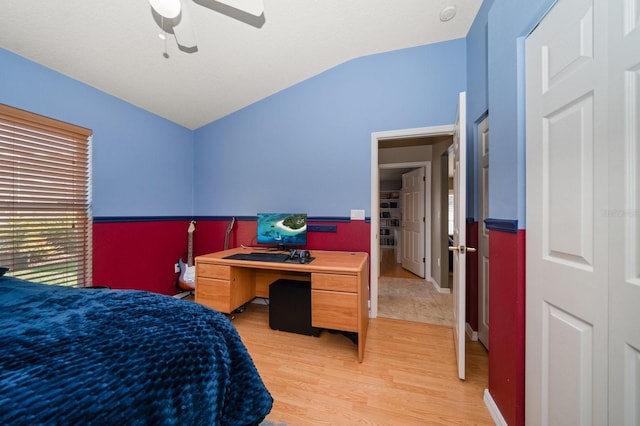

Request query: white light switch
[{"left": 350, "top": 209, "right": 365, "bottom": 220}]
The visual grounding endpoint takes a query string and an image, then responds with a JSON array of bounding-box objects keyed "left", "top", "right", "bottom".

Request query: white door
[
  {"left": 526, "top": 0, "right": 609, "bottom": 423},
  {"left": 607, "top": 0, "right": 640, "bottom": 423},
  {"left": 401, "top": 167, "right": 425, "bottom": 277},
  {"left": 477, "top": 116, "right": 490, "bottom": 349},
  {"left": 450, "top": 92, "right": 469, "bottom": 380}
]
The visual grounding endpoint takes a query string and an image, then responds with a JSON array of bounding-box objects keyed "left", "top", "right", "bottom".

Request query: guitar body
[
  {"left": 177, "top": 258, "right": 195, "bottom": 290},
  {"left": 176, "top": 220, "right": 196, "bottom": 291},
  {"left": 176, "top": 218, "right": 233, "bottom": 292}
]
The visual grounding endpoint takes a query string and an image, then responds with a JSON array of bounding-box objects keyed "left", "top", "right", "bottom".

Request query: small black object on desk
[{"left": 285, "top": 249, "right": 314, "bottom": 264}]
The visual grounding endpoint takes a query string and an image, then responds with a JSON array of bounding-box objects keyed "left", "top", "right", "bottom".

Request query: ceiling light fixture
[
  {"left": 149, "top": 0, "right": 181, "bottom": 19},
  {"left": 149, "top": 0, "right": 265, "bottom": 55},
  {"left": 439, "top": 5, "right": 457, "bottom": 22}
]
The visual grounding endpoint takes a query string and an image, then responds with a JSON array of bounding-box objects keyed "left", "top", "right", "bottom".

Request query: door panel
[
  {"left": 451, "top": 92, "right": 467, "bottom": 380},
  {"left": 544, "top": 305, "right": 594, "bottom": 421},
  {"left": 546, "top": 95, "right": 594, "bottom": 265},
  {"left": 526, "top": 0, "right": 609, "bottom": 423},
  {"left": 401, "top": 167, "right": 425, "bottom": 277}
]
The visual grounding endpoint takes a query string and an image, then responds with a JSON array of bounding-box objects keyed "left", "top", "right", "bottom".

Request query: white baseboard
[
  {"left": 465, "top": 322, "right": 478, "bottom": 341},
  {"left": 173, "top": 291, "right": 192, "bottom": 299},
  {"left": 484, "top": 389, "right": 507, "bottom": 426},
  {"left": 427, "top": 277, "right": 451, "bottom": 294}
]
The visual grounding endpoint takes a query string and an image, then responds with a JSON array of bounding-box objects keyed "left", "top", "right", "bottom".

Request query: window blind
[{"left": 0, "top": 104, "right": 93, "bottom": 286}]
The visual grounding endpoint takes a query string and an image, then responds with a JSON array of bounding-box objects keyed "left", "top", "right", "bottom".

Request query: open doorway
[
  {"left": 379, "top": 162, "right": 431, "bottom": 280},
  {"left": 369, "top": 126, "right": 454, "bottom": 322}
]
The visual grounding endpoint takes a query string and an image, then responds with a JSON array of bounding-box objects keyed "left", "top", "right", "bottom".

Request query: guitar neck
[
  {"left": 187, "top": 232, "right": 193, "bottom": 267},
  {"left": 224, "top": 218, "right": 235, "bottom": 250}
]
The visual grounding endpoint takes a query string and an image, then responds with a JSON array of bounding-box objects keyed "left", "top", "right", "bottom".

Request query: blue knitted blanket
[{"left": 0, "top": 276, "right": 272, "bottom": 425}]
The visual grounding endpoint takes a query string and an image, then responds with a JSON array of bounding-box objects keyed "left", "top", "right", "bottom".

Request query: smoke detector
[{"left": 440, "top": 6, "right": 457, "bottom": 22}]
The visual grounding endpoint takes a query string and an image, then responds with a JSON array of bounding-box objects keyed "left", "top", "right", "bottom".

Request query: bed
[{"left": 0, "top": 274, "right": 273, "bottom": 425}]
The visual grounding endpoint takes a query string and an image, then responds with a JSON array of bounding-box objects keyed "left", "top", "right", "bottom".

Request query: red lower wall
[
  {"left": 93, "top": 218, "right": 371, "bottom": 295},
  {"left": 93, "top": 220, "right": 192, "bottom": 294},
  {"left": 488, "top": 228, "right": 526, "bottom": 426}
]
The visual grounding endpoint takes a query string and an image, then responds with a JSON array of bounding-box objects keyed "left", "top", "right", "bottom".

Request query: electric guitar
[{"left": 177, "top": 220, "right": 196, "bottom": 290}]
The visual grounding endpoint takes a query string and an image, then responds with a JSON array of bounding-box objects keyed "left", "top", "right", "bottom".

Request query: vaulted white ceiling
[{"left": 0, "top": 1, "right": 482, "bottom": 129}]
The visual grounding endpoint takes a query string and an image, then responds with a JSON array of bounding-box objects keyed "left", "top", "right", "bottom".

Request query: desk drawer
[
  {"left": 197, "top": 263, "right": 230, "bottom": 280},
  {"left": 195, "top": 277, "right": 231, "bottom": 313},
  {"left": 312, "top": 273, "right": 357, "bottom": 293},
  {"left": 311, "top": 289, "right": 357, "bottom": 332}
]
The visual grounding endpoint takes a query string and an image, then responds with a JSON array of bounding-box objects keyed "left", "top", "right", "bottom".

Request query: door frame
[
  {"left": 477, "top": 115, "right": 490, "bottom": 348},
  {"left": 370, "top": 125, "right": 455, "bottom": 318}
]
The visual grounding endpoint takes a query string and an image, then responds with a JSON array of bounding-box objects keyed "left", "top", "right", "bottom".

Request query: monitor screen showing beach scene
[{"left": 256, "top": 213, "right": 307, "bottom": 247}]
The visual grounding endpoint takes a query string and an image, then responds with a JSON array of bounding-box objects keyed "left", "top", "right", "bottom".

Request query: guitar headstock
[{"left": 188, "top": 220, "right": 196, "bottom": 233}]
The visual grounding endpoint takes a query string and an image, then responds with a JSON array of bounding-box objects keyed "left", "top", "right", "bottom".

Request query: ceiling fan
[{"left": 149, "top": 0, "right": 265, "bottom": 54}]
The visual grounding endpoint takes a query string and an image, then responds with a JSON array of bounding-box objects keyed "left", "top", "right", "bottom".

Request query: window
[{"left": 0, "top": 104, "right": 92, "bottom": 286}]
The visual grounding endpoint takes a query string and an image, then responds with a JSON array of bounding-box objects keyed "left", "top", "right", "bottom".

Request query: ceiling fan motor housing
[{"left": 149, "top": 0, "right": 181, "bottom": 19}]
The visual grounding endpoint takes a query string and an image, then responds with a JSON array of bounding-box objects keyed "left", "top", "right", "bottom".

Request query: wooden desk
[{"left": 195, "top": 247, "right": 369, "bottom": 362}]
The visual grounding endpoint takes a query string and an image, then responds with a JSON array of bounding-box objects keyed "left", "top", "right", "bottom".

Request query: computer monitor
[{"left": 256, "top": 213, "right": 307, "bottom": 250}]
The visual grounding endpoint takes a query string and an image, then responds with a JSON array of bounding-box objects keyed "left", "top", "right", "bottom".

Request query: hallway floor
[{"left": 378, "top": 248, "right": 453, "bottom": 326}]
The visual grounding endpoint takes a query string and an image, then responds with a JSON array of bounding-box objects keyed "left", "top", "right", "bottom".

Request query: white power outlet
[
  {"left": 350, "top": 209, "right": 365, "bottom": 220},
  {"left": 174, "top": 263, "right": 180, "bottom": 273}
]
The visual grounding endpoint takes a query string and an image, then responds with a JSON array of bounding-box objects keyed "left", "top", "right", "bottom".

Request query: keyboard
[{"left": 223, "top": 252, "right": 290, "bottom": 263}]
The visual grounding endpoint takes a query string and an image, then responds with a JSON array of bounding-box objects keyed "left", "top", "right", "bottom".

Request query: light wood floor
[
  {"left": 380, "top": 248, "right": 422, "bottom": 279},
  {"left": 231, "top": 304, "right": 493, "bottom": 425}
]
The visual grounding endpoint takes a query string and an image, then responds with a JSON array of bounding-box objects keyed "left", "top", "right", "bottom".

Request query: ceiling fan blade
[
  {"left": 193, "top": 0, "right": 265, "bottom": 28},
  {"left": 173, "top": 4, "right": 198, "bottom": 52},
  {"left": 216, "top": 0, "right": 264, "bottom": 17}
]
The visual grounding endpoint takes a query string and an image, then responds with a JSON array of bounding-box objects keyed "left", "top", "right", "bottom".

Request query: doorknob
[{"left": 448, "top": 245, "right": 477, "bottom": 254}]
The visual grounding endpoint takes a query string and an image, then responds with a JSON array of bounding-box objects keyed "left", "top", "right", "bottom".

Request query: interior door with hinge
[
  {"left": 401, "top": 167, "right": 425, "bottom": 278},
  {"left": 526, "top": 0, "right": 609, "bottom": 422},
  {"left": 450, "top": 91, "right": 470, "bottom": 380}
]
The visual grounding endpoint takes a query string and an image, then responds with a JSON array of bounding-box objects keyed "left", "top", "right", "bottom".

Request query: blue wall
[
  {"left": 466, "top": 0, "right": 558, "bottom": 228},
  {"left": 485, "top": 0, "right": 556, "bottom": 228},
  {"left": 466, "top": 0, "right": 494, "bottom": 220},
  {"left": 193, "top": 39, "right": 467, "bottom": 217},
  {"left": 0, "top": 49, "right": 194, "bottom": 218},
  {"left": 2, "top": 39, "right": 466, "bottom": 220}
]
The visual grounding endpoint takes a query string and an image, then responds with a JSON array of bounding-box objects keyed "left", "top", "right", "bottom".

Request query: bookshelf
[{"left": 379, "top": 190, "right": 400, "bottom": 247}]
